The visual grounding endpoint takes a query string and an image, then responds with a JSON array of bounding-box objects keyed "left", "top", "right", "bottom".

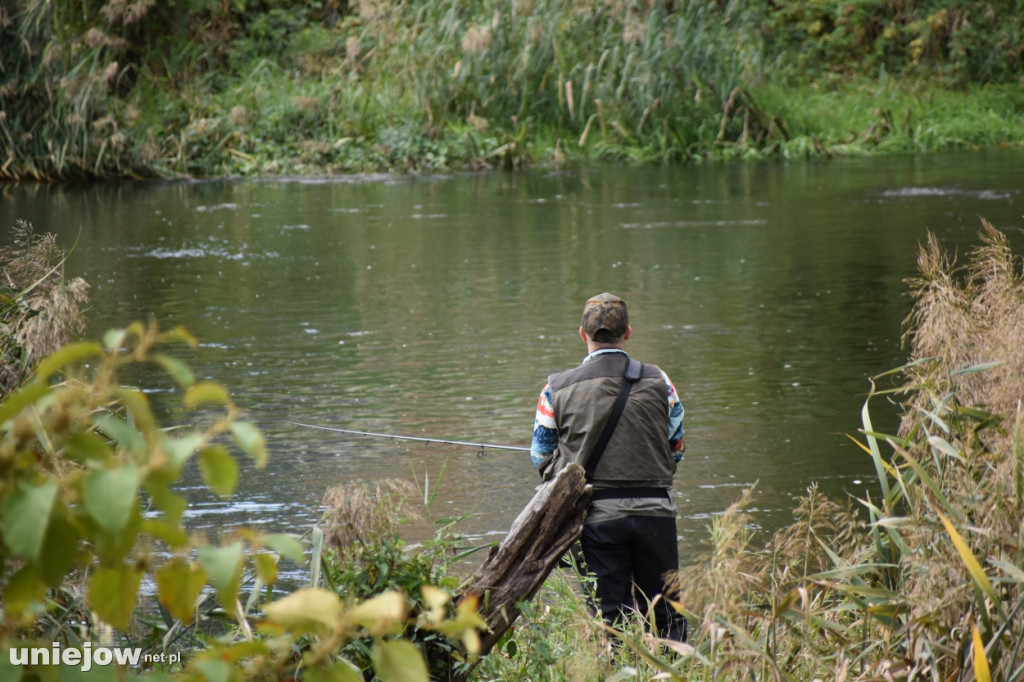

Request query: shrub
[{"left": 0, "top": 224, "right": 484, "bottom": 679}]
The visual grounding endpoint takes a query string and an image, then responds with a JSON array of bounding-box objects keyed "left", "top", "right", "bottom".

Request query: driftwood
[{"left": 460, "top": 462, "right": 591, "bottom": 655}]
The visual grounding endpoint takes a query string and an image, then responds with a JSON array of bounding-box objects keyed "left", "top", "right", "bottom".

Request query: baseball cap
[{"left": 581, "top": 292, "right": 629, "bottom": 342}]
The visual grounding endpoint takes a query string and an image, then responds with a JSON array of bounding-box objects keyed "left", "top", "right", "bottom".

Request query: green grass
[
  {"left": 2, "top": 0, "right": 1023, "bottom": 180},
  {"left": 752, "top": 79, "right": 1024, "bottom": 156}
]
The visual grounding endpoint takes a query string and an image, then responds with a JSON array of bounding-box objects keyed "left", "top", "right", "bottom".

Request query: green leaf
[
  {"left": 350, "top": 591, "right": 408, "bottom": 636},
  {"left": 215, "top": 640, "right": 271, "bottom": 664},
  {"left": 895, "top": 445, "right": 956, "bottom": 517},
  {"left": 198, "top": 446, "right": 238, "bottom": 497},
  {"left": 140, "top": 519, "right": 188, "bottom": 548},
  {"left": 230, "top": 421, "right": 267, "bottom": 468},
  {"left": 184, "top": 382, "right": 230, "bottom": 409},
  {"left": 144, "top": 481, "right": 188, "bottom": 527},
  {"left": 991, "top": 558, "right": 1024, "bottom": 583},
  {"left": 0, "top": 655, "right": 22, "bottom": 682},
  {"left": 1, "top": 478, "right": 58, "bottom": 561},
  {"left": 860, "top": 385, "right": 890, "bottom": 503},
  {"left": 304, "top": 660, "right": 364, "bottom": 682},
  {"left": 90, "top": 510, "right": 142, "bottom": 566},
  {"left": 83, "top": 465, "right": 139, "bottom": 533},
  {"left": 35, "top": 341, "right": 104, "bottom": 381},
  {"left": 197, "top": 542, "right": 244, "bottom": 612},
  {"left": 155, "top": 559, "right": 207, "bottom": 622},
  {"left": 263, "top": 588, "right": 343, "bottom": 633},
  {"left": 152, "top": 353, "right": 196, "bottom": 388},
  {"left": 193, "top": 659, "right": 231, "bottom": 682},
  {"left": 93, "top": 414, "right": 146, "bottom": 459},
  {"left": 65, "top": 432, "right": 114, "bottom": 464},
  {"left": 161, "top": 432, "right": 203, "bottom": 469},
  {"left": 114, "top": 387, "right": 157, "bottom": 436},
  {"left": 254, "top": 553, "right": 278, "bottom": 586},
  {"left": 262, "top": 533, "right": 305, "bottom": 563},
  {"left": 160, "top": 325, "right": 199, "bottom": 349},
  {"left": 0, "top": 380, "right": 49, "bottom": 425},
  {"left": 2, "top": 564, "right": 48, "bottom": 620},
  {"left": 103, "top": 328, "right": 128, "bottom": 351},
  {"left": 87, "top": 565, "right": 143, "bottom": 630},
  {"left": 928, "top": 435, "right": 966, "bottom": 463},
  {"left": 952, "top": 361, "right": 1003, "bottom": 376},
  {"left": 38, "top": 510, "right": 79, "bottom": 586},
  {"left": 371, "top": 640, "right": 429, "bottom": 682}
]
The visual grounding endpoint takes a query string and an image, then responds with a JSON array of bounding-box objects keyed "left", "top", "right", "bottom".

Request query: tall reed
[{"left": 671, "top": 220, "right": 1024, "bottom": 679}]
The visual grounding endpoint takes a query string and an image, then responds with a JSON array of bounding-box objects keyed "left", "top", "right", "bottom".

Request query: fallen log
[{"left": 460, "top": 462, "right": 591, "bottom": 655}]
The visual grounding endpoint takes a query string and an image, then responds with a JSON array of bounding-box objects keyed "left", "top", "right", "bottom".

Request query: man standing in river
[{"left": 530, "top": 292, "right": 688, "bottom": 642}]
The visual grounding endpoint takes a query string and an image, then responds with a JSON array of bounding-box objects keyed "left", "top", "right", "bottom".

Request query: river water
[{"left": 3, "top": 150, "right": 1022, "bottom": 568}]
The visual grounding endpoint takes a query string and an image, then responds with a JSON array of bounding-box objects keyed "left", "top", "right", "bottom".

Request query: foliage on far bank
[
  {"left": 764, "top": 0, "right": 1023, "bottom": 87},
  {"left": 2, "top": 0, "right": 1022, "bottom": 182}
]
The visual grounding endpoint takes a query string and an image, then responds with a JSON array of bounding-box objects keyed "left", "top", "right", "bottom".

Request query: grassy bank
[{"left": 2, "top": 0, "right": 1022, "bottom": 181}]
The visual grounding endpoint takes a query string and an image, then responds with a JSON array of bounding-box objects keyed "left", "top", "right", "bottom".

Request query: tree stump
[{"left": 460, "top": 462, "right": 591, "bottom": 655}]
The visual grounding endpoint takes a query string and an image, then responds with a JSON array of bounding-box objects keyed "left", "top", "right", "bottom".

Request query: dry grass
[
  {"left": 319, "top": 478, "right": 420, "bottom": 556},
  {"left": 902, "top": 218, "right": 1024, "bottom": 452},
  {"left": 0, "top": 221, "right": 90, "bottom": 395}
]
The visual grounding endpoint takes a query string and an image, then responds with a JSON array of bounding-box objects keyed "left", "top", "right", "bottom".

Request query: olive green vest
[{"left": 540, "top": 351, "right": 676, "bottom": 485}]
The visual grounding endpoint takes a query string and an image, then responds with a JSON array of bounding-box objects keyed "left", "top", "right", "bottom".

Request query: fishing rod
[{"left": 287, "top": 420, "right": 531, "bottom": 455}]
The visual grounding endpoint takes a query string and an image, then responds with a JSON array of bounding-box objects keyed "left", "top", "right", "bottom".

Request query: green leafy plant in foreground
[
  {"left": 0, "top": 319, "right": 483, "bottom": 681},
  {"left": 0, "top": 321, "right": 281, "bottom": 669}
]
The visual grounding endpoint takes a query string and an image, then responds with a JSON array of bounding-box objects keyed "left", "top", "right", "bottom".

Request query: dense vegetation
[{"left": 2, "top": 0, "right": 1022, "bottom": 180}]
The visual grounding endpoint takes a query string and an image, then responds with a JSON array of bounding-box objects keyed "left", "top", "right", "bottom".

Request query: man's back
[{"left": 546, "top": 350, "right": 676, "bottom": 484}]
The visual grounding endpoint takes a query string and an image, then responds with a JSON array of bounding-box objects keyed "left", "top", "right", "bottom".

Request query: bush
[{"left": 0, "top": 226, "right": 485, "bottom": 680}]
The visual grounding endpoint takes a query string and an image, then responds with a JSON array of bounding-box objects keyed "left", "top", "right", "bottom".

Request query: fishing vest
[{"left": 541, "top": 351, "right": 676, "bottom": 485}]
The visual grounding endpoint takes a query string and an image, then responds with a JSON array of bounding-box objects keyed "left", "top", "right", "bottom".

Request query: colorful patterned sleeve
[
  {"left": 530, "top": 383, "right": 559, "bottom": 469},
  {"left": 662, "top": 370, "right": 686, "bottom": 461}
]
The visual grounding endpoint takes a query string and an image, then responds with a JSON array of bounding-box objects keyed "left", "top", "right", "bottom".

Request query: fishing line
[{"left": 287, "top": 420, "right": 530, "bottom": 456}]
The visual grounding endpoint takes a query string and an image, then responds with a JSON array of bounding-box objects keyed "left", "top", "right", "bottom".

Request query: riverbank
[{"left": 2, "top": 1, "right": 1022, "bottom": 182}]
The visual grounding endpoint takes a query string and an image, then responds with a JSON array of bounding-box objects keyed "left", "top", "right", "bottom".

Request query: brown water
[{"left": 3, "top": 151, "right": 1022, "bottom": 568}]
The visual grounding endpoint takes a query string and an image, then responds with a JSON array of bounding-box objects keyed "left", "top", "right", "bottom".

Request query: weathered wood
[{"left": 460, "top": 463, "right": 591, "bottom": 655}]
